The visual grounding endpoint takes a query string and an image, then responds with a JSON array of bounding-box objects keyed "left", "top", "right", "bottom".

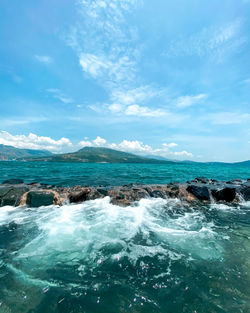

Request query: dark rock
[
  {"left": 186, "top": 185, "right": 210, "bottom": 201},
  {"left": 26, "top": 191, "right": 55, "bottom": 207},
  {"left": 192, "top": 177, "right": 209, "bottom": 184},
  {"left": 239, "top": 186, "right": 250, "bottom": 201},
  {"left": 96, "top": 188, "right": 108, "bottom": 197},
  {"left": 69, "top": 188, "right": 91, "bottom": 203},
  {"left": 212, "top": 187, "right": 236, "bottom": 202},
  {"left": 151, "top": 190, "right": 167, "bottom": 198},
  {"left": 2, "top": 179, "right": 24, "bottom": 185},
  {"left": 143, "top": 186, "right": 154, "bottom": 197},
  {"left": 226, "top": 179, "right": 242, "bottom": 185},
  {"left": 0, "top": 186, "right": 29, "bottom": 206}
]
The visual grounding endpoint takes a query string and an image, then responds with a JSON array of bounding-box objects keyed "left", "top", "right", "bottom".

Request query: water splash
[{"left": 0, "top": 197, "right": 249, "bottom": 313}]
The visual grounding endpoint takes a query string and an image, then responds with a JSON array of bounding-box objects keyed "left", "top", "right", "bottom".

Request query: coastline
[{"left": 0, "top": 177, "right": 249, "bottom": 208}]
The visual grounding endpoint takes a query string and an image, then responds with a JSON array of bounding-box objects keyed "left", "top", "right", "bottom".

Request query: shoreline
[{"left": 0, "top": 177, "right": 249, "bottom": 208}]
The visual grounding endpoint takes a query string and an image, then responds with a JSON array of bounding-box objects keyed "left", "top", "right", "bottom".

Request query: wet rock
[
  {"left": 226, "top": 179, "right": 242, "bottom": 185},
  {"left": 69, "top": 188, "right": 91, "bottom": 203},
  {"left": 109, "top": 186, "right": 149, "bottom": 206},
  {"left": 96, "top": 188, "right": 109, "bottom": 197},
  {"left": 26, "top": 190, "right": 55, "bottom": 207},
  {"left": 0, "top": 186, "right": 29, "bottom": 206},
  {"left": 239, "top": 186, "right": 250, "bottom": 201},
  {"left": 186, "top": 185, "right": 210, "bottom": 201},
  {"left": 192, "top": 177, "right": 209, "bottom": 184},
  {"left": 212, "top": 187, "right": 236, "bottom": 202},
  {"left": 151, "top": 190, "right": 167, "bottom": 198},
  {"left": 2, "top": 179, "right": 24, "bottom": 185}
]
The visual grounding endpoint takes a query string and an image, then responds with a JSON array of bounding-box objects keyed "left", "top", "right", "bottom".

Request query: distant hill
[
  {"left": 26, "top": 146, "right": 173, "bottom": 163},
  {"left": 0, "top": 144, "right": 52, "bottom": 161},
  {"left": 233, "top": 160, "right": 250, "bottom": 166}
]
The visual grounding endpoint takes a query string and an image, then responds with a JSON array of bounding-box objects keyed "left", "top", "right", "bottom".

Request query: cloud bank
[{"left": 0, "top": 131, "right": 193, "bottom": 159}]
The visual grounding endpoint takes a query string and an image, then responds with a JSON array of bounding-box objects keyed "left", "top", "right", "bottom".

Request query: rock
[
  {"left": 0, "top": 186, "right": 29, "bottom": 206},
  {"left": 192, "top": 177, "right": 209, "bottom": 184},
  {"left": 109, "top": 186, "right": 149, "bottom": 206},
  {"left": 69, "top": 188, "right": 91, "bottom": 203},
  {"left": 239, "top": 186, "right": 250, "bottom": 201},
  {"left": 2, "top": 179, "right": 24, "bottom": 185},
  {"left": 186, "top": 185, "right": 210, "bottom": 201},
  {"left": 26, "top": 191, "right": 55, "bottom": 207},
  {"left": 96, "top": 188, "right": 109, "bottom": 197},
  {"left": 226, "top": 179, "right": 242, "bottom": 185},
  {"left": 151, "top": 190, "right": 167, "bottom": 198},
  {"left": 212, "top": 187, "right": 236, "bottom": 202}
]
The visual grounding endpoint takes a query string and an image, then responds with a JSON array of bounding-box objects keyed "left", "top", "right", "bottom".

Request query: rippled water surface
[
  {"left": 0, "top": 161, "right": 249, "bottom": 186},
  {"left": 0, "top": 198, "right": 249, "bottom": 313}
]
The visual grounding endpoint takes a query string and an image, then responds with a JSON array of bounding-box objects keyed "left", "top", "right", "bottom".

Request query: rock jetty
[{"left": 0, "top": 178, "right": 249, "bottom": 208}]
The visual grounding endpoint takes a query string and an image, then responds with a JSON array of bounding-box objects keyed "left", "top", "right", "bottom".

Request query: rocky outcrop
[
  {"left": 0, "top": 185, "right": 29, "bottom": 206},
  {"left": 0, "top": 178, "right": 249, "bottom": 208},
  {"left": 186, "top": 185, "right": 210, "bottom": 201},
  {"left": 25, "top": 190, "right": 59, "bottom": 208},
  {"left": 211, "top": 187, "right": 236, "bottom": 202}
]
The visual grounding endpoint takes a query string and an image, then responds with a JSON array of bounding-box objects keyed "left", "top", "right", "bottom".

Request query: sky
[{"left": 0, "top": 0, "right": 250, "bottom": 162}]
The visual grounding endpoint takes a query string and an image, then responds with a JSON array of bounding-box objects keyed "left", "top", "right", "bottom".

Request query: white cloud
[
  {"left": 79, "top": 54, "right": 111, "bottom": 78},
  {"left": 104, "top": 85, "right": 167, "bottom": 117},
  {"left": 0, "top": 117, "right": 48, "bottom": 127},
  {"left": 165, "top": 20, "right": 245, "bottom": 62},
  {"left": 47, "top": 89, "right": 73, "bottom": 104},
  {"left": 163, "top": 142, "right": 178, "bottom": 148},
  {"left": 125, "top": 105, "right": 165, "bottom": 117},
  {"left": 118, "top": 140, "right": 153, "bottom": 153},
  {"left": 35, "top": 55, "right": 53, "bottom": 64},
  {"left": 0, "top": 131, "right": 72, "bottom": 153},
  {"left": 0, "top": 131, "right": 193, "bottom": 160},
  {"left": 77, "top": 136, "right": 193, "bottom": 159},
  {"left": 93, "top": 136, "right": 107, "bottom": 146},
  {"left": 176, "top": 94, "right": 208, "bottom": 108},
  {"left": 78, "top": 140, "right": 92, "bottom": 147}
]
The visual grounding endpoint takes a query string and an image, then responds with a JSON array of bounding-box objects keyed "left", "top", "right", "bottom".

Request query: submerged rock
[{"left": 2, "top": 178, "right": 24, "bottom": 185}]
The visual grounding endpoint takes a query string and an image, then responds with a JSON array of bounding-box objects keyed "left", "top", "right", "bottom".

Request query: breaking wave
[{"left": 0, "top": 197, "right": 249, "bottom": 312}]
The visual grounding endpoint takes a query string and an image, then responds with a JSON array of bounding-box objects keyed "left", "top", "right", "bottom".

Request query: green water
[{"left": 0, "top": 161, "right": 249, "bottom": 186}]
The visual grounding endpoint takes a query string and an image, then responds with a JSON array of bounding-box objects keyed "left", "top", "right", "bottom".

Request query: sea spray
[{"left": 0, "top": 197, "right": 249, "bottom": 312}]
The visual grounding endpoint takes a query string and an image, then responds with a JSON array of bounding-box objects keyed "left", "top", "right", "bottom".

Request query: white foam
[{"left": 2, "top": 197, "right": 223, "bottom": 269}]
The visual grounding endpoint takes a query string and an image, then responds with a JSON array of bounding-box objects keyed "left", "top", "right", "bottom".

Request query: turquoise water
[
  {"left": 0, "top": 162, "right": 250, "bottom": 312},
  {"left": 0, "top": 198, "right": 249, "bottom": 313},
  {"left": 0, "top": 161, "right": 249, "bottom": 186}
]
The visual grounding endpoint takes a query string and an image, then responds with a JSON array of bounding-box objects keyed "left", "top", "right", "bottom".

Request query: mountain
[
  {"left": 143, "top": 155, "right": 175, "bottom": 161},
  {"left": 0, "top": 144, "right": 52, "bottom": 161},
  {"left": 233, "top": 160, "right": 250, "bottom": 166},
  {"left": 26, "top": 147, "right": 174, "bottom": 163}
]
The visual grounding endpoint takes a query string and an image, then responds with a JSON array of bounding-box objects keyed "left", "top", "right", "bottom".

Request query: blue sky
[{"left": 0, "top": 0, "right": 250, "bottom": 162}]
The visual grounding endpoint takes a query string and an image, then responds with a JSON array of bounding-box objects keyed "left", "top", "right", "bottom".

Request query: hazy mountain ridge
[
  {"left": 0, "top": 145, "right": 249, "bottom": 164},
  {"left": 24, "top": 147, "right": 174, "bottom": 163},
  {"left": 0, "top": 144, "right": 52, "bottom": 160}
]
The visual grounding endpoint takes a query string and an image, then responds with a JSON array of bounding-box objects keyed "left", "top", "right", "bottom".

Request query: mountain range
[
  {"left": 0, "top": 144, "right": 52, "bottom": 161},
  {"left": 23, "top": 146, "right": 172, "bottom": 164},
  {"left": 0, "top": 144, "right": 249, "bottom": 165}
]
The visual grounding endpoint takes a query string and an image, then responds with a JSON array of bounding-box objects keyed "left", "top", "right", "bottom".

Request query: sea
[{"left": 0, "top": 161, "right": 249, "bottom": 313}]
